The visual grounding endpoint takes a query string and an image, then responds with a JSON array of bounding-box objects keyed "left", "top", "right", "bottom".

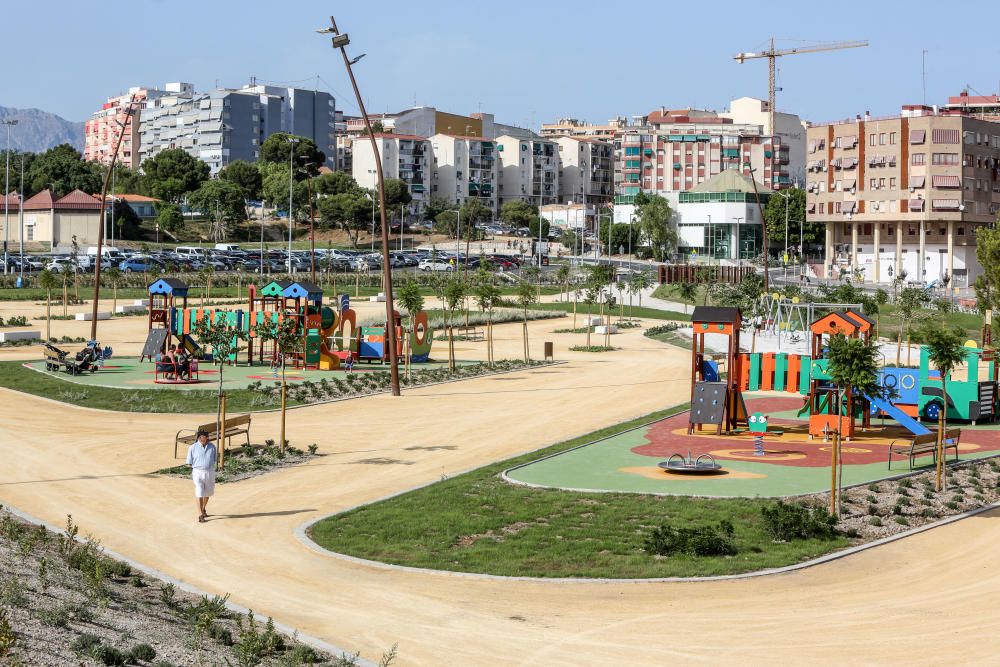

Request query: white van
[
  {"left": 87, "top": 246, "right": 126, "bottom": 261},
  {"left": 175, "top": 246, "right": 206, "bottom": 259},
  {"left": 214, "top": 243, "right": 242, "bottom": 253}
]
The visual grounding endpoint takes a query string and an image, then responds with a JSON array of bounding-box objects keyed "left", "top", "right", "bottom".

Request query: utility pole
[
  {"left": 2, "top": 119, "right": 17, "bottom": 274},
  {"left": 287, "top": 137, "right": 300, "bottom": 273},
  {"left": 317, "top": 15, "right": 401, "bottom": 396}
]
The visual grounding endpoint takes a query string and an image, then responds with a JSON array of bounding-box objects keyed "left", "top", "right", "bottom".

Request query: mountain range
[{"left": 0, "top": 105, "right": 85, "bottom": 153}]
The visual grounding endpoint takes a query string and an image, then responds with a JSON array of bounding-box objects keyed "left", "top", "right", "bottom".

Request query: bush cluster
[
  {"left": 643, "top": 520, "right": 737, "bottom": 557},
  {"left": 760, "top": 501, "right": 838, "bottom": 542}
]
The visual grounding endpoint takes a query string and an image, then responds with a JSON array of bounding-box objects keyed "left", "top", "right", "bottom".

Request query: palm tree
[
  {"left": 396, "top": 279, "right": 424, "bottom": 379},
  {"left": 921, "top": 322, "right": 967, "bottom": 491},
  {"left": 515, "top": 278, "right": 535, "bottom": 362},
  {"left": 673, "top": 282, "right": 697, "bottom": 314},
  {"left": 104, "top": 267, "right": 123, "bottom": 315},
  {"left": 38, "top": 269, "right": 58, "bottom": 341},
  {"left": 633, "top": 271, "right": 651, "bottom": 309}
]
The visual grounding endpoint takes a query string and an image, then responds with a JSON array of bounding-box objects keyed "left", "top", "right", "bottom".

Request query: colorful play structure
[
  {"left": 144, "top": 278, "right": 434, "bottom": 372},
  {"left": 688, "top": 305, "right": 999, "bottom": 440}
]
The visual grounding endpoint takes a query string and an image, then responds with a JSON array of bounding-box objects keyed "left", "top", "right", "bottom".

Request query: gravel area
[{"left": 0, "top": 508, "right": 382, "bottom": 666}]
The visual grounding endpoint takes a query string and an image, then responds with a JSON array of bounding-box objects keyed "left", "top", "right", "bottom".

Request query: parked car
[
  {"left": 45, "top": 258, "right": 80, "bottom": 273},
  {"left": 419, "top": 258, "right": 455, "bottom": 272},
  {"left": 119, "top": 256, "right": 161, "bottom": 273}
]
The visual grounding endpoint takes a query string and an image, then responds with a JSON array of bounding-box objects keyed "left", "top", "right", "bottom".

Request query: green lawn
[
  {"left": 875, "top": 305, "right": 982, "bottom": 345},
  {"left": 308, "top": 406, "right": 850, "bottom": 578},
  {"left": 0, "top": 361, "right": 287, "bottom": 414}
]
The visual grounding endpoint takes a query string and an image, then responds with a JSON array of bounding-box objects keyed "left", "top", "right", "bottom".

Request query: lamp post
[
  {"left": 2, "top": 119, "right": 17, "bottom": 274},
  {"left": 287, "top": 137, "right": 300, "bottom": 273},
  {"left": 706, "top": 213, "right": 712, "bottom": 264},
  {"left": 732, "top": 216, "right": 744, "bottom": 265},
  {"left": 318, "top": 15, "right": 400, "bottom": 396},
  {"left": 18, "top": 154, "right": 24, "bottom": 280},
  {"left": 743, "top": 162, "right": 770, "bottom": 290}
]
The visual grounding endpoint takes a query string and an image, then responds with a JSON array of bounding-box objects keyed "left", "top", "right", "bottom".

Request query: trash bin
[
  {"left": 544, "top": 341, "right": 553, "bottom": 360},
  {"left": 15, "top": 276, "right": 23, "bottom": 288}
]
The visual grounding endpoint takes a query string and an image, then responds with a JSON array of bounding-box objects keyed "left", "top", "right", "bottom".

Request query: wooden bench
[
  {"left": 174, "top": 414, "right": 252, "bottom": 459},
  {"left": 888, "top": 428, "right": 961, "bottom": 471},
  {"left": 456, "top": 325, "right": 485, "bottom": 342}
]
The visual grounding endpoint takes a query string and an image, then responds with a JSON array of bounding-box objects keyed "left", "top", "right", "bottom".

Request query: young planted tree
[
  {"left": 69, "top": 236, "right": 81, "bottom": 300},
  {"left": 474, "top": 269, "right": 502, "bottom": 366},
  {"left": 396, "top": 279, "right": 424, "bottom": 379},
  {"left": 555, "top": 263, "right": 571, "bottom": 302},
  {"left": 826, "top": 334, "right": 881, "bottom": 515},
  {"left": 200, "top": 265, "right": 215, "bottom": 306},
  {"left": 515, "top": 278, "right": 536, "bottom": 362},
  {"left": 672, "top": 282, "right": 697, "bottom": 314},
  {"left": 921, "top": 322, "right": 967, "bottom": 491},
  {"left": 38, "top": 269, "right": 58, "bottom": 341},
  {"left": 523, "top": 265, "right": 541, "bottom": 303},
  {"left": 253, "top": 317, "right": 302, "bottom": 453},
  {"left": 104, "top": 267, "right": 123, "bottom": 315},
  {"left": 442, "top": 275, "right": 467, "bottom": 372},
  {"left": 192, "top": 316, "right": 249, "bottom": 467},
  {"left": 897, "top": 287, "right": 927, "bottom": 366},
  {"left": 588, "top": 263, "right": 617, "bottom": 346},
  {"left": 632, "top": 270, "right": 651, "bottom": 309}
]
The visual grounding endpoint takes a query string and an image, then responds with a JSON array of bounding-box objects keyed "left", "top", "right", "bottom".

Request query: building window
[
  {"left": 869, "top": 134, "right": 876, "bottom": 146},
  {"left": 890, "top": 177, "right": 897, "bottom": 189},
  {"left": 958, "top": 226, "right": 965, "bottom": 236},
  {"left": 879, "top": 178, "right": 886, "bottom": 188},
  {"left": 890, "top": 132, "right": 897, "bottom": 145},
  {"left": 912, "top": 153, "right": 926, "bottom": 165},
  {"left": 879, "top": 133, "right": 886, "bottom": 145},
  {"left": 870, "top": 178, "right": 877, "bottom": 189},
  {"left": 888, "top": 226, "right": 894, "bottom": 236},
  {"left": 932, "top": 153, "right": 959, "bottom": 165}
]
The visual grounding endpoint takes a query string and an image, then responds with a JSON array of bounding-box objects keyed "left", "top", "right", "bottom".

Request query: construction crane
[{"left": 734, "top": 39, "right": 868, "bottom": 136}]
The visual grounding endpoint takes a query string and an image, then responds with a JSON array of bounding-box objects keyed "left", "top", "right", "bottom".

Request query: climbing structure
[
  {"left": 688, "top": 306, "right": 747, "bottom": 435},
  {"left": 806, "top": 310, "right": 872, "bottom": 439}
]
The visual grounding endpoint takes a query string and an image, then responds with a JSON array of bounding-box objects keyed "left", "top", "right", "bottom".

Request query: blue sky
[{"left": 5, "top": 0, "right": 1000, "bottom": 127}]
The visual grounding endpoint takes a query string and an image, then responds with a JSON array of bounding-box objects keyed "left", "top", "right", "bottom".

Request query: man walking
[{"left": 185, "top": 430, "right": 217, "bottom": 523}]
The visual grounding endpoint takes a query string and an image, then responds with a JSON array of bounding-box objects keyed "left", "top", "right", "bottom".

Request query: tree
[
  {"left": 0, "top": 150, "right": 35, "bottom": 197},
  {"left": 111, "top": 164, "right": 149, "bottom": 196},
  {"left": 826, "top": 334, "right": 881, "bottom": 515},
  {"left": 672, "top": 282, "right": 697, "bottom": 313},
  {"left": 371, "top": 120, "right": 385, "bottom": 134},
  {"left": 155, "top": 202, "right": 185, "bottom": 235},
  {"left": 311, "top": 171, "right": 357, "bottom": 196},
  {"left": 897, "top": 287, "right": 928, "bottom": 366},
  {"left": 143, "top": 149, "right": 210, "bottom": 203},
  {"left": 38, "top": 269, "right": 58, "bottom": 341},
  {"left": 110, "top": 198, "right": 141, "bottom": 239},
  {"left": 588, "top": 263, "right": 617, "bottom": 347},
  {"left": 317, "top": 189, "right": 371, "bottom": 247},
  {"left": 459, "top": 198, "right": 491, "bottom": 268},
  {"left": 527, "top": 217, "right": 550, "bottom": 239},
  {"left": 261, "top": 164, "right": 310, "bottom": 221},
  {"left": 762, "top": 188, "right": 821, "bottom": 253},
  {"left": 555, "top": 264, "right": 571, "bottom": 302},
  {"left": 434, "top": 210, "right": 459, "bottom": 236},
  {"left": 219, "top": 160, "right": 262, "bottom": 201},
  {"left": 259, "top": 133, "right": 324, "bottom": 175},
  {"left": 474, "top": 269, "right": 502, "bottom": 366},
  {"left": 500, "top": 200, "right": 537, "bottom": 229},
  {"left": 921, "top": 322, "right": 966, "bottom": 491},
  {"left": 515, "top": 278, "right": 536, "bottom": 362},
  {"left": 601, "top": 223, "right": 641, "bottom": 256},
  {"left": 396, "top": 279, "right": 424, "bottom": 379},
  {"left": 187, "top": 179, "right": 247, "bottom": 240},
  {"left": 442, "top": 276, "right": 466, "bottom": 371},
  {"left": 192, "top": 315, "right": 249, "bottom": 465},
  {"left": 382, "top": 178, "right": 413, "bottom": 209},
  {"left": 635, "top": 193, "right": 677, "bottom": 261},
  {"left": 27, "top": 144, "right": 103, "bottom": 198},
  {"left": 104, "top": 267, "right": 123, "bottom": 314},
  {"left": 253, "top": 317, "right": 302, "bottom": 453},
  {"left": 632, "top": 271, "right": 651, "bottom": 309},
  {"left": 423, "top": 195, "right": 455, "bottom": 222}
]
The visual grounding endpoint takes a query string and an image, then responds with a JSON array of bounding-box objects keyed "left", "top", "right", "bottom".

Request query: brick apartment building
[{"left": 806, "top": 105, "right": 1000, "bottom": 286}]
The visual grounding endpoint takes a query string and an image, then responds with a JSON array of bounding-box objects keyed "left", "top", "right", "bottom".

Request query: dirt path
[{"left": 2, "top": 313, "right": 998, "bottom": 665}]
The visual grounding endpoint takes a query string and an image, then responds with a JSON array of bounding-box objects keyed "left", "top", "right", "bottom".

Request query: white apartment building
[
  {"left": 352, "top": 134, "right": 431, "bottom": 214},
  {"left": 496, "top": 135, "right": 559, "bottom": 207},
  {"left": 428, "top": 134, "right": 498, "bottom": 211},
  {"left": 555, "top": 136, "right": 613, "bottom": 208},
  {"left": 721, "top": 97, "right": 807, "bottom": 187}
]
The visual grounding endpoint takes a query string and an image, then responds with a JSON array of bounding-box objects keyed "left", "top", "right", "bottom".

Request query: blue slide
[{"left": 866, "top": 394, "right": 931, "bottom": 436}]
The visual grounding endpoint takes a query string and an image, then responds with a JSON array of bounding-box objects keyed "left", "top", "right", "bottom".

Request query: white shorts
[{"left": 192, "top": 468, "right": 216, "bottom": 498}]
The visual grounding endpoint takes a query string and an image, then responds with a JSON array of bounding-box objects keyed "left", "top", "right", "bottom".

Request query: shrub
[
  {"left": 308, "top": 443, "right": 318, "bottom": 455},
  {"left": 868, "top": 516, "right": 883, "bottom": 527},
  {"left": 946, "top": 501, "right": 960, "bottom": 510},
  {"left": 866, "top": 494, "right": 877, "bottom": 503},
  {"left": 90, "top": 644, "right": 128, "bottom": 666},
  {"left": 760, "top": 501, "right": 838, "bottom": 541},
  {"left": 128, "top": 643, "right": 157, "bottom": 662},
  {"left": 643, "top": 521, "right": 737, "bottom": 557},
  {"left": 867, "top": 503, "right": 879, "bottom": 515},
  {"left": 894, "top": 516, "right": 909, "bottom": 526},
  {"left": 867, "top": 483, "right": 879, "bottom": 492},
  {"left": 71, "top": 634, "right": 103, "bottom": 654}
]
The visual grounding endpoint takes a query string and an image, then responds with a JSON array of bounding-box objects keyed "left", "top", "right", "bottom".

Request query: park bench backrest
[
  {"left": 193, "top": 415, "right": 252, "bottom": 438},
  {"left": 909, "top": 433, "right": 938, "bottom": 447}
]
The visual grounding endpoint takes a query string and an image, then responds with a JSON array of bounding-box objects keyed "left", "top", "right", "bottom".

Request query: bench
[
  {"left": 888, "top": 428, "right": 961, "bottom": 471},
  {"left": 456, "top": 325, "right": 485, "bottom": 342},
  {"left": 174, "top": 414, "right": 252, "bottom": 459}
]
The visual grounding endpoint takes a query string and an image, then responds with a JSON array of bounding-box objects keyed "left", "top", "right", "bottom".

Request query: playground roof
[
  {"left": 148, "top": 278, "right": 189, "bottom": 296},
  {"left": 691, "top": 306, "right": 741, "bottom": 325},
  {"left": 283, "top": 281, "right": 323, "bottom": 300},
  {"left": 843, "top": 309, "right": 874, "bottom": 333},
  {"left": 260, "top": 280, "right": 293, "bottom": 297},
  {"left": 810, "top": 311, "right": 862, "bottom": 337}
]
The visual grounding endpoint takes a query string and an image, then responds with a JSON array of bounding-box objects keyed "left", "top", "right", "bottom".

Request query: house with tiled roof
[{"left": 18, "top": 189, "right": 103, "bottom": 251}]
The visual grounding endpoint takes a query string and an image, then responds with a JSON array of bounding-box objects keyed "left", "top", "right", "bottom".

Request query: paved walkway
[{"left": 4, "top": 301, "right": 1000, "bottom": 665}]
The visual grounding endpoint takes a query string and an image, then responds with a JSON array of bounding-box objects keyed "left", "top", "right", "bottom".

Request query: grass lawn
[
  {"left": 522, "top": 301, "right": 691, "bottom": 322},
  {"left": 0, "top": 361, "right": 288, "bottom": 414},
  {"left": 874, "top": 305, "right": 982, "bottom": 345},
  {"left": 308, "top": 406, "right": 850, "bottom": 578}
]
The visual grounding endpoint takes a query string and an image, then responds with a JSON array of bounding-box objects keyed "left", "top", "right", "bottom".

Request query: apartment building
[
  {"left": 84, "top": 87, "right": 168, "bottom": 168},
  {"left": 238, "top": 84, "right": 337, "bottom": 166},
  {"left": 540, "top": 117, "right": 626, "bottom": 140},
  {"left": 806, "top": 106, "right": 1000, "bottom": 286},
  {"left": 496, "top": 136, "right": 559, "bottom": 207},
  {"left": 427, "top": 134, "right": 498, "bottom": 211},
  {"left": 351, "top": 133, "right": 432, "bottom": 214},
  {"left": 943, "top": 90, "right": 1000, "bottom": 122},
  {"left": 614, "top": 103, "right": 794, "bottom": 209},
  {"left": 554, "top": 136, "right": 613, "bottom": 207},
  {"left": 674, "top": 170, "right": 769, "bottom": 261}
]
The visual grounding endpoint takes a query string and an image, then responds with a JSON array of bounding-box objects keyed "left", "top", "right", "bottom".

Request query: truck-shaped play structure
[{"left": 688, "top": 306, "right": 998, "bottom": 439}]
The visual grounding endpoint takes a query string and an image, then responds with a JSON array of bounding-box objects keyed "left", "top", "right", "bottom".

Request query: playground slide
[
  {"left": 866, "top": 394, "right": 931, "bottom": 436},
  {"left": 179, "top": 334, "right": 202, "bottom": 358}
]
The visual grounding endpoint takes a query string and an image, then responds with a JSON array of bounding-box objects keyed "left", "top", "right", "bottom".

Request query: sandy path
[{"left": 3, "top": 309, "right": 999, "bottom": 665}]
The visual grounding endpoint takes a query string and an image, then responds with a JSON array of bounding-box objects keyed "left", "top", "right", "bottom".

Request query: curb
[{"left": 0, "top": 502, "right": 377, "bottom": 667}]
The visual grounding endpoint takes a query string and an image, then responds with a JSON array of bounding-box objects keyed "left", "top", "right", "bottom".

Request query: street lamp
[
  {"left": 287, "top": 137, "right": 300, "bottom": 273},
  {"left": 367, "top": 168, "right": 377, "bottom": 253},
  {"left": 2, "top": 119, "right": 17, "bottom": 274},
  {"left": 732, "top": 216, "right": 744, "bottom": 265},
  {"left": 706, "top": 214, "right": 712, "bottom": 264},
  {"left": 318, "top": 15, "right": 400, "bottom": 396}
]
